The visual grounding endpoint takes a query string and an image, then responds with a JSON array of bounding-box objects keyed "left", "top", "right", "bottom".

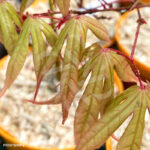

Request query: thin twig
[{"left": 129, "top": 8, "right": 146, "bottom": 89}]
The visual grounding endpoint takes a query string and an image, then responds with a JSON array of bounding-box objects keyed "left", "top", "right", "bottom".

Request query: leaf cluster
[{"left": 0, "top": 1, "right": 150, "bottom": 150}]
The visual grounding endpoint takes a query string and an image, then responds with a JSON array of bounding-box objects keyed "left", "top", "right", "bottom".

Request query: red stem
[
  {"left": 107, "top": 48, "right": 144, "bottom": 89},
  {"left": 129, "top": 8, "right": 146, "bottom": 89},
  {"left": 33, "top": 14, "right": 62, "bottom": 21},
  {"left": 130, "top": 8, "right": 141, "bottom": 59}
]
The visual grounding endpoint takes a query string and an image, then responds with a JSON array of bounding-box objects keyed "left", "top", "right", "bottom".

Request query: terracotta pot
[
  {"left": 0, "top": 0, "right": 124, "bottom": 149},
  {"left": 0, "top": 55, "right": 123, "bottom": 150},
  {"left": 115, "top": 9, "right": 150, "bottom": 81}
]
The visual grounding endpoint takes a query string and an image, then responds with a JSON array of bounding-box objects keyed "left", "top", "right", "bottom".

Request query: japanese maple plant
[{"left": 0, "top": 0, "right": 150, "bottom": 149}]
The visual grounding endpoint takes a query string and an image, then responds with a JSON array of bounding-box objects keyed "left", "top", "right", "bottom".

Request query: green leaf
[
  {"left": 117, "top": 98, "right": 146, "bottom": 150},
  {"left": 37, "top": 19, "right": 75, "bottom": 81},
  {"left": 79, "top": 15, "right": 110, "bottom": 42},
  {"left": 61, "top": 20, "right": 81, "bottom": 124},
  {"left": 30, "top": 19, "right": 47, "bottom": 78},
  {"left": 20, "top": 0, "right": 35, "bottom": 15},
  {"left": 4, "top": 2, "right": 22, "bottom": 28},
  {"left": 74, "top": 50, "right": 114, "bottom": 144},
  {"left": 0, "top": 18, "right": 31, "bottom": 97},
  {"left": 146, "top": 83, "right": 150, "bottom": 112},
  {"left": 78, "top": 43, "right": 101, "bottom": 90},
  {"left": 78, "top": 21, "right": 88, "bottom": 61},
  {"left": 80, "top": 42, "right": 101, "bottom": 62},
  {"left": 39, "top": 19, "right": 57, "bottom": 46},
  {"left": 78, "top": 55, "right": 96, "bottom": 91},
  {"left": 55, "top": 0, "right": 70, "bottom": 17},
  {"left": 27, "top": 93, "right": 61, "bottom": 105},
  {"left": 75, "top": 86, "right": 142, "bottom": 150},
  {"left": 0, "top": 2, "right": 20, "bottom": 55},
  {"left": 31, "top": 19, "right": 75, "bottom": 103},
  {"left": 111, "top": 52, "right": 138, "bottom": 82}
]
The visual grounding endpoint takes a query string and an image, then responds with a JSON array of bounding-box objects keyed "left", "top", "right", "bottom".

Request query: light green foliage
[
  {"left": 20, "top": 0, "right": 35, "bottom": 15},
  {"left": 74, "top": 46, "right": 136, "bottom": 145},
  {"left": 79, "top": 15, "right": 110, "bottom": 41},
  {"left": 0, "top": 1, "right": 149, "bottom": 150},
  {"left": 55, "top": 0, "right": 70, "bottom": 17},
  {"left": 0, "top": 17, "right": 31, "bottom": 97},
  {"left": 0, "top": 1, "right": 21, "bottom": 55},
  {"left": 0, "top": 17, "right": 57, "bottom": 97},
  {"left": 76, "top": 86, "right": 150, "bottom": 150}
]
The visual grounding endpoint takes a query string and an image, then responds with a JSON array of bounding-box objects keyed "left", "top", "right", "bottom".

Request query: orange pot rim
[
  {"left": 0, "top": 55, "right": 123, "bottom": 150},
  {"left": 115, "top": 9, "right": 150, "bottom": 72}
]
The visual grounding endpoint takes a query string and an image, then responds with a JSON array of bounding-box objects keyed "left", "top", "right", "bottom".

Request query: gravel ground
[
  {"left": 115, "top": 7, "right": 150, "bottom": 150},
  {"left": 0, "top": 54, "right": 120, "bottom": 148},
  {"left": 0, "top": 55, "right": 76, "bottom": 148}
]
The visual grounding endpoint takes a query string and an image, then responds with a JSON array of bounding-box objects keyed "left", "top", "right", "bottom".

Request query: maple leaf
[
  {"left": 74, "top": 45, "right": 138, "bottom": 145},
  {"left": 20, "top": 0, "right": 36, "bottom": 15},
  {"left": 0, "top": 17, "right": 57, "bottom": 97},
  {"left": 54, "top": 0, "right": 70, "bottom": 17},
  {"left": 0, "top": 1, "right": 21, "bottom": 55},
  {"left": 75, "top": 85, "right": 150, "bottom": 150}
]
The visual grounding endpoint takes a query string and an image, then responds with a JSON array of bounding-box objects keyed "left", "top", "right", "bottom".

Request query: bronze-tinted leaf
[
  {"left": 80, "top": 42, "right": 101, "bottom": 62},
  {"left": 39, "top": 19, "right": 57, "bottom": 46},
  {"left": 5, "top": 2, "right": 22, "bottom": 28},
  {"left": 31, "top": 19, "right": 75, "bottom": 103},
  {"left": 30, "top": 19, "right": 47, "bottom": 78},
  {"left": 0, "top": 2, "right": 20, "bottom": 55},
  {"left": 117, "top": 98, "right": 146, "bottom": 150},
  {"left": 0, "top": 17, "right": 31, "bottom": 97},
  {"left": 111, "top": 52, "right": 138, "bottom": 83},
  {"left": 20, "top": 0, "right": 35, "bottom": 15},
  {"left": 75, "top": 86, "right": 142, "bottom": 150},
  {"left": 61, "top": 20, "right": 80, "bottom": 124},
  {"left": 75, "top": 49, "right": 114, "bottom": 144},
  {"left": 27, "top": 93, "right": 61, "bottom": 105},
  {"left": 78, "top": 21, "right": 88, "bottom": 61},
  {"left": 79, "top": 15, "right": 110, "bottom": 42},
  {"left": 55, "top": 0, "right": 70, "bottom": 17}
]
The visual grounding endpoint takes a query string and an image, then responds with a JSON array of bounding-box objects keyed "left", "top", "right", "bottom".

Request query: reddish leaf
[
  {"left": 61, "top": 20, "right": 81, "bottom": 124},
  {"left": 0, "top": 18, "right": 31, "bottom": 97},
  {"left": 75, "top": 49, "right": 114, "bottom": 144}
]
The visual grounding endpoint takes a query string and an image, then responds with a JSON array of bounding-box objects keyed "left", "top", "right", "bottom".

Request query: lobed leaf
[
  {"left": 20, "top": 0, "right": 35, "bottom": 15},
  {"left": 55, "top": 0, "right": 70, "bottom": 17},
  {"left": 61, "top": 20, "right": 80, "bottom": 124},
  {"left": 0, "top": 17, "right": 31, "bottom": 97},
  {"left": 31, "top": 19, "right": 75, "bottom": 103},
  {"left": 0, "top": 2, "right": 20, "bottom": 55},
  {"left": 75, "top": 86, "right": 142, "bottom": 150},
  {"left": 4, "top": 2, "right": 22, "bottom": 28},
  {"left": 78, "top": 21, "right": 88, "bottom": 61},
  {"left": 79, "top": 15, "right": 110, "bottom": 42},
  {"left": 111, "top": 52, "right": 138, "bottom": 83},
  {"left": 80, "top": 42, "right": 101, "bottom": 62},
  {"left": 117, "top": 97, "right": 146, "bottom": 150},
  {"left": 27, "top": 93, "right": 61, "bottom": 105},
  {"left": 78, "top": 54, "right": 97, "bottom": 91},
  {"left": 30, "top": 19, "right": 47, "bottom": 78},
  {"left": 75, "top": 50, "right": 114, "bottom": 144},
  {"left": 39, "top": 19, "right": 57, "bottom": 46}
]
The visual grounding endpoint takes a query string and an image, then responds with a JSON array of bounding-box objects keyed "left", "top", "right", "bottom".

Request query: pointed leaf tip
[
  {"left": 61, "top": 20, "right": 80, "bottom": 124},
  {"left": 0, "top": 17, "right": 31, "bottom": 97},
  {"left": 79, "top": 15, "right": 110, "bottom": 42},
  {"left": 75, "top": 86, "right": 144, "bottom": 150},
  {"left": 20, "top": 0, "right": 36, "bottom": 15},
  {"left": 55, "top": 0, "right": 70, "bottom": 17}
]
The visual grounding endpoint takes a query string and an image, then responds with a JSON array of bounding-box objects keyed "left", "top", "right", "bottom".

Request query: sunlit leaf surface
[
  {"left": 20, "top": 0, "right": 35, "bottom": 15},
  {"left": 76, "top": 86, "right": 150, "bottom": 150},
  {"left": 55, "top": 0, "right": 70, "bottom": 17},
  {"left": 0, "top": 1, "right": 21, "bottom": 55}
]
